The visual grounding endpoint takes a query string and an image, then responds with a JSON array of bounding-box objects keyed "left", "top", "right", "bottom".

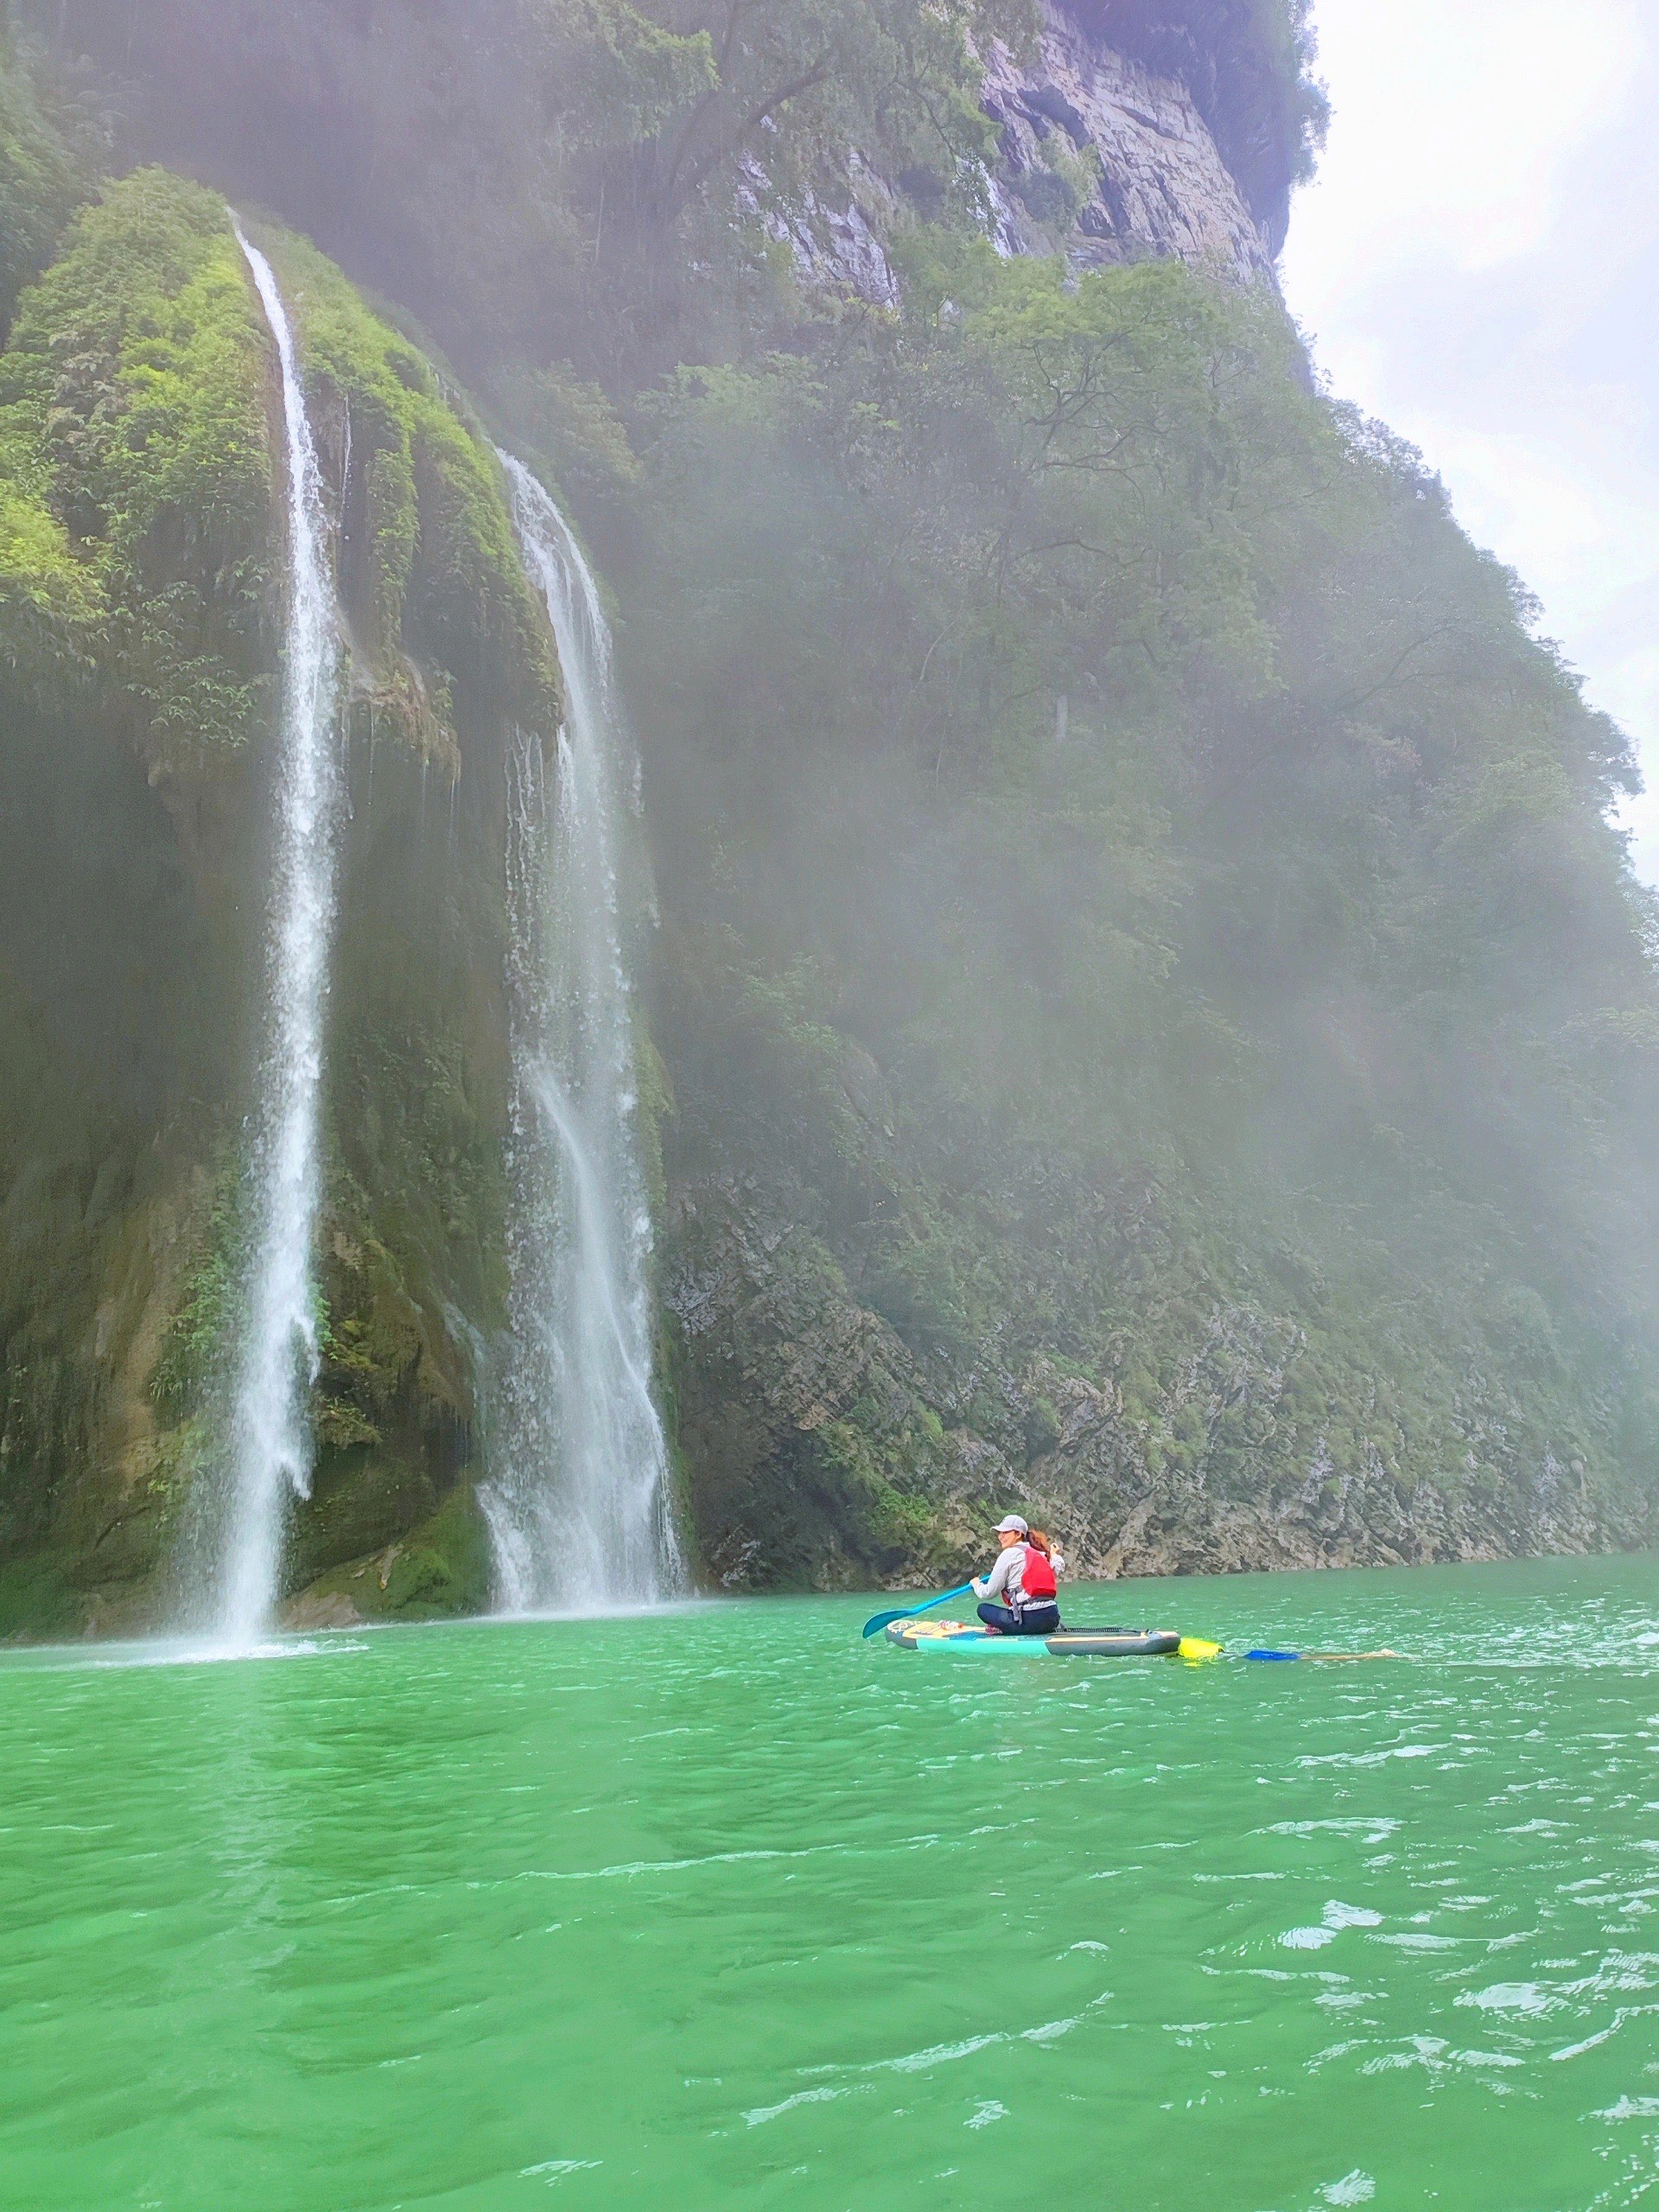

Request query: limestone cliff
[
  {"left": 0, "top": 164, "right": 559, "bottom": 1634},
  {"left": 663, "top": 1177, "right": 1625, "bottom": 1595},
  {"left": 981, "top": 3, "right": 1277, "bottom": 279},
  {"left": 776, "top": 0, "right": 1277, "bottom": 302}
]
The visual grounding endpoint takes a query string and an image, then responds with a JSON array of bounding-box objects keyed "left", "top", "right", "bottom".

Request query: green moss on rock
[
  {"left": 0, "top": 167, "right": 271, "bottom": 754},
  {"left": 283, "top": 1484, "right": 493, "bottom": 1625},
  {"left": 264, "top": 232, "right": 558, "bottom": 738},
  {"left": 0, "top": 167, "right": 564, "bottom": 1637},
  {"left": 0, "top": 1552, "right": 80, "bottom": 1641},
  {"left": 0, "top": 29, "right": 83, "bottom": 338}
]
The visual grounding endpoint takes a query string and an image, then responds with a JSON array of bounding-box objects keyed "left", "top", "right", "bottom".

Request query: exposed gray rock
[
  {"left": 663, "top": 1177, "right": 1643, "bottom": 1592},
  {"left": 980, "top": 4, "right": 1274, "bottom": 280},
  {"left": 280, "top": 1588, "right": 365, "bottom": 1630},
  {"left": 741, "top": 152, "right": 903, "bottom": 307},
  {"left": 755, "top": 0, "right": 1274, "bottom": 304}
]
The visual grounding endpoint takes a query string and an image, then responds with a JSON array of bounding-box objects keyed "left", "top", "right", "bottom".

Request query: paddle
[{"left": 861, "top": 1582, "right": 975, "bottom": 1640}]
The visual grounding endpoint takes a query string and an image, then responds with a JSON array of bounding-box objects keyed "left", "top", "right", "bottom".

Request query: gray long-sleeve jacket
[{"left": 971, "top": 1544, "right": 1046, "bottom": 1610}]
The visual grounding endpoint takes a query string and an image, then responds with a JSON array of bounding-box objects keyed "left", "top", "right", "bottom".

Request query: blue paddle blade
[{"left": 861, "top": 1581, "right": 974, "bottom": 1639}]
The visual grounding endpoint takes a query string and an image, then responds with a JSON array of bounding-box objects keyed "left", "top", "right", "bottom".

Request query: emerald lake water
[{"left": 5, "top": 1556, "right": 1658, "bottom": 2211}]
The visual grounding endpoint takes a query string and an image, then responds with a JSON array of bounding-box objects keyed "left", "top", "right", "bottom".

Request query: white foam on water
[
  {"left": 1318, "top": 2173, "right": 1376, "bottom": 2208},
  {"left": 0, "top": 1632, "right": 368, "bottom": 1675},
  {"left": 1458, "top": 1981, "right": 1557, "bottom": 2017}
]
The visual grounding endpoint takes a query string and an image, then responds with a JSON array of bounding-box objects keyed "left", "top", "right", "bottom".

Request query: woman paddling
[{"left": 971, "top": 1515, "right": 1061, "bottom": 1636}]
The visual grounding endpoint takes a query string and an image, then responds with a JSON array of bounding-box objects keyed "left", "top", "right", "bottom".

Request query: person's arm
[{"left": 972, "top": 1551, "right": 1013, "bottom": 1601}]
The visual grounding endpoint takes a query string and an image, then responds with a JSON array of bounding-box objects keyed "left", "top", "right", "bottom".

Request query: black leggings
[{"left": 977, "top": 1601, "right": 1061, "bottom": 1637}]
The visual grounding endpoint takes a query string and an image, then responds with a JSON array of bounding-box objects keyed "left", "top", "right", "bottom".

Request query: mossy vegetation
[
  {"left": 0, "top": 149, "right": 559, "bottom": 1634},
  {"left": 0, "top": 23, "right": 84, "bottom": 338},
  {"left": 285, "top": 1484, "right": 493, "bottom": 1624},
  {"left": 628, "top": 239, "right": 1659, "bottom": 1580},
  {"left": 0, "top": 160, "right": 558, "bottom": 776},
  {"left": 267, "top": 232, "right": 558, "bottom": 741},
  {"left": 1, "top": 1, "right": 1656, "bottom": 1618},
  {"left": 0, "top": 167, "right": 271, "bottom": 756}
]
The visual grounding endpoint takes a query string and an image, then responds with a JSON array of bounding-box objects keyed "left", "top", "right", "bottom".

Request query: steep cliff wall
[
  {"left": 3, "top": 9, "right": 1656, "bottom": 1631},
  {"left": 24, "top": 0, "right": 1304, "bottom": 353},
  {"left": 982, "top": 3, "right": 1276, "bottom": 277},
  {"left": 607, "top": 252, "right": 1659, "bottom": 1593},
  {"left": 776, "top": 0, "right": 1278, "bottom": 302},
  {"left": 0, "top": 162, "right": 561, "bottom": 1634}
]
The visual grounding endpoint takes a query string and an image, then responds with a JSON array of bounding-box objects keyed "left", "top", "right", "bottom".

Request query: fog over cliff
[
  {"left": 1282, "top": 0, "right": 1659, "bottom": 887},
  {"left": 2, "top": 0, "right": 1656, "bottom": 1637}
]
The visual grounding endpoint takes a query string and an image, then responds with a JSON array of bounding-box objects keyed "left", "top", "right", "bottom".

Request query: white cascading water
[
  {"left": 487, "top": 454, "right": 680, "bottom": 1610},
  {"left": 207, "top": 223, "right": 342, "bottom": 1646}
]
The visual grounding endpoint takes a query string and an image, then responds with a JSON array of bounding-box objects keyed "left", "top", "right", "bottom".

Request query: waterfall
[
  {"left": 205, "top": 223, "right": 342, "bottom": 1645},
  {"left": 486, "top": 454, "right": 680, "bottom": 1611}
]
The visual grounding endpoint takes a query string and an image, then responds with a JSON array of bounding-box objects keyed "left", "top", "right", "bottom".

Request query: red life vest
[{"left": 1019, "top": 1543, "right": 1058, "bottom": 1603}]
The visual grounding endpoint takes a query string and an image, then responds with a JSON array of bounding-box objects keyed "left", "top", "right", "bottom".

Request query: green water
[{"left": 5, "top": 1558, "right": 1659, "bottom": 2211}]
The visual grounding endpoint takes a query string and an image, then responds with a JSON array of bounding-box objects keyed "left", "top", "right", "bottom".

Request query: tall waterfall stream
[
  {"left": 487, "top": 456, "right": 681, "bottom": 1610},
  {"left": 175, "top": 264, "right": 673, "bottom": 1630},
  {"left": 199, "top": 225, "right": 342, "bottom": 1646}
]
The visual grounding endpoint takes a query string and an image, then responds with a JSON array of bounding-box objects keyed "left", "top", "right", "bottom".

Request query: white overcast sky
[{"left": 1278, "top": 0, "right": 1659, "bottom": 880}]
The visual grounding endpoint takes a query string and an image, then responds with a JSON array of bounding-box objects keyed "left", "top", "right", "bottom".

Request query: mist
[{"left": 1, "top": 0, "right": 1655, "bottom": 1636}]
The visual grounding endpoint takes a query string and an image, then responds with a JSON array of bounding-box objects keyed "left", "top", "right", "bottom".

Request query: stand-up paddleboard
[{"left": 885, "top": 1619, "right": 1192, "bottom": 1656}]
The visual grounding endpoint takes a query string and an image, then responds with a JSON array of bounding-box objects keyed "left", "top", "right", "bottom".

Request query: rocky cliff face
[
  {"left": 0, "top": 166, "right": 558, "bottom": 1635},
  {"left": 760, "top": 0, "right": 1274, "bottom": 302},
  {"left": 982, "top": 3, "right": 1274, "bottom": 279},
  {"left": 3, "top": 9, "right": 1655, "bottom": 1633},
  {"left": 658, "top": 1154, "right": 1639, "bottom": 1599}
]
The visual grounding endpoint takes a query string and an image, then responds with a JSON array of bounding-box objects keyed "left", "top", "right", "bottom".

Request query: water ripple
[{"left": 2, "top": 1556, "right": 1658, "bottom": 2209}]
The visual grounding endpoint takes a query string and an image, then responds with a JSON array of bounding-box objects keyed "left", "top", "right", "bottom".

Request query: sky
[{"left": 1278, "top": 0, "right": 1659, "bottom": 880}]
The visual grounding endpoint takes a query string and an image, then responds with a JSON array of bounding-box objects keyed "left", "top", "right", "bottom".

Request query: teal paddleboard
[{"left": 885, "top": 1621, "right": 1185, "bottom": 1656}]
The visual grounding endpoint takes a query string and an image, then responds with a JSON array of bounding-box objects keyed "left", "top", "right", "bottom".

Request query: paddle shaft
[{"left": 861, "top": 1581, "right": 975, "bottom": 1639}]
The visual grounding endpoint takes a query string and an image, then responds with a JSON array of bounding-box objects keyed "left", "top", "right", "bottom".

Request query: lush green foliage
[
  {"left": 571, "top": 0, "right": 1029, "bottom": 223},
  {"left": 602, "top": 238, "right": 1659, "bottom": 1565},
  {"left": 273, "top": 232, "right": 559, "bottom": 739},
  {"left": 0, "top": 168, "right": 270, "bottom": 748},
  {"left": 0, "top": 155, "right": 559, "bottom": 765},
  {"left": 0, "top": 22, "right": 83, "bottom": 336}
]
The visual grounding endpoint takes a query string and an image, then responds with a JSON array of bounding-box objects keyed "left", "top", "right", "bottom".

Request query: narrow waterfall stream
[
  {"left": 204, "top": 225, "right": 342, "bottom": 1645},
  {"left": 488, "top": 455, "right": 680, "bottom": 1610}
]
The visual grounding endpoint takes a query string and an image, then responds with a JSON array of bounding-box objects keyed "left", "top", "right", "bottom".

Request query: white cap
[{"left": 995, "top": 1514, "right": 1029, "bottom": 1535}]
